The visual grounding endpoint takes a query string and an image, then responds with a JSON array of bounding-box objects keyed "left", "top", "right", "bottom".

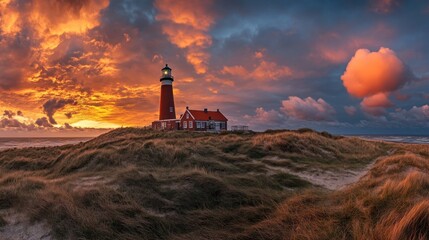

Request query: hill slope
[{"left": 0, "top": 128, "right": 426, "bottom": 239}]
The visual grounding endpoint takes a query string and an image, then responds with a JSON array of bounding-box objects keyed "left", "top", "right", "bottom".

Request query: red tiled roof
[{"left": 188, "top": 109, "right": 228, "bottom": 121}]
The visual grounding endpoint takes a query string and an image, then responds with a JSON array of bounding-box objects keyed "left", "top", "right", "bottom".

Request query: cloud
[
  {"left": 222, "top": 60, "right": 292, "bottom": 81},
  {"left": 281, "top": 96, "right": 336, "bottom": 121},
  {"left": 0, "top": 110, "right": 38, "bottom": 129},
  {"left": 35, "top": 117, "right": 54, "bottom": 128},
  {"left": 371, "top": 0, "right": 399, "bottom": 13},
  {"left": 390, "top": 105, "right": 429, "bottom": 123},
  {"left": 344, "top": 106, "right": 357, "bottom": 116},
  {"left": 248, "top": 107, "right": 284, "bottom": 123},
  {"left": 341, "top": 47, "right": 411, "bottom": 98},
  {"left": 0, "top": 0, "right": 110, "bottom": 90},
  {"left": 42, "top": 98, "right": 77, "bottom": 124},
  {"left": 360, "top": 105, "right": 387, "bottom": 117},
  {"left": 155, "top": 0, "right": 215, "bottom": 74},
  {"left": 3, "top": 110, "right": 15, "bottom": 118},
  {"left": 65, "top": 112, "right": 73, "bottom": 119},
  {"left": 243, "top": 107, "right": 284, "bottom": 130},
  {"left": 0, "top": 117, "right": 34, "bottom": 129},
  {"left": 1, "top": 0, "right": 429, "bottom": 135},
  {"left": 361, "top": 92, "right": 393, "bottom": 108},
  {"left": 341, "top": 47, "right": 413, "bottom": 116}
]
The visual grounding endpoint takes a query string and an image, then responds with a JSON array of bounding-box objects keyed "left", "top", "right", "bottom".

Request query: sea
[
  {"left": 0, "top": 135, "right": 427, "bottom": 151},
  {"left": 0, "top": 137, "right": 93, "bottom": 151},
  {"left": 352, "top": 135, "right": 429, "bottom": 144}
]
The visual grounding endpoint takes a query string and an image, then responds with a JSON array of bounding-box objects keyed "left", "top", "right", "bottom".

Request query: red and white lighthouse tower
[
  {"left": 152, "top": 64, "right": 179, "bottom": 130},
  {"left": 159, "top": 64, "right": 176, "bottom": 120}
]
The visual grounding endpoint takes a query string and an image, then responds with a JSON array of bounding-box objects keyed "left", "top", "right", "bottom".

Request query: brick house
[{"left": 180, "top": 107, "right": 228, "bottom": 131}]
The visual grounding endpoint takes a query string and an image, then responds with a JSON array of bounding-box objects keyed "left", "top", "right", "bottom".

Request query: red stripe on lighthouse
[{"left": 159, "top": 84, "right": 176, "bottom": 120}]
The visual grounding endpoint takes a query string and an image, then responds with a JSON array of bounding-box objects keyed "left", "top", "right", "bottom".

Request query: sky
[{"left": 1, "top": 0, "right": 429, "bottom": 137}]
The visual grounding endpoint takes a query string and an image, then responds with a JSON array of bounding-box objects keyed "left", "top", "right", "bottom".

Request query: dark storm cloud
[
  {"left": 42, "top": 99, "right": 78, "bottom": 124},
  {"left": 35, "top": 117, "right": 53, "bottom": 128},
  {"left": 0, "top": 110, "right": 38, "bottom": 129},
  {"left": 0, "top": 31, "right": 34, "bottom": 90},
  {"left": 3, "top": 110, "right": 15, "bottom": 118},
  {"left": 0, "top": 117, "right": 33, "bottom": 129},
  {"left": 65, "top": 112, "right": 73, "bottom": 119}
]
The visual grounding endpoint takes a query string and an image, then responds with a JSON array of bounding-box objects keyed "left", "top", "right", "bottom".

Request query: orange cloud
[
  {"left": 361, "top": 92, "right": 393, "bottom": 108},
  {"left": 30, "top": 0, "right": 109, "bottom": 36},
  {"left": 155, "top": 0, "right": 214, "bottom": 74},
  {"left": 341, "top": 47, "right": 409, "bottom": 98},
  {"left": 222, "top": 61, "right": 292, "bottom": 81},
  {"left": 341, "top": 47, "right": 412, "bottom": 116}
]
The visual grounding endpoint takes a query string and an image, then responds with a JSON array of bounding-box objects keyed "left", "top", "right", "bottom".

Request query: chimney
[
  {"left": 186, "top": 106, "right": 189, "bottom": 110},
  {"left": 204, "top": 108, "right": 208, "bottom": 113},
  {"left": 217, "top": 109, "right": 219, "bottom": 112}
]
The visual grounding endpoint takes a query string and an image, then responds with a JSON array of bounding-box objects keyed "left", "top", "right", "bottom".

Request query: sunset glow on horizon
[{"left": 1, "top": 0, "right": 429, "bottom": 136}]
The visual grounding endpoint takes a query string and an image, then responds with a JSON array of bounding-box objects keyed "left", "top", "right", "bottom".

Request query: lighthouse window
[
  {"left": 183, "top": 121, "right": 187, "bottom": 129},
  {"left": 189, "top": 121, "right": 193, "bottom": 128},
  {"left": 170, "top": 107, "right": 173, "bottom": 113}
]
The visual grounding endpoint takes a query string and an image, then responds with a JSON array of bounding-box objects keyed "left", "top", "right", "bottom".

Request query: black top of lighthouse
[{"left": 160, "top": 64, "right": 174, "bottom": 81}]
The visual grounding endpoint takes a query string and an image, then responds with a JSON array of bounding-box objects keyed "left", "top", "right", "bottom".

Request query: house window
[
  {"left": 170, "top": 107, "right": 173, "bottom": 113},
  {"left": 196, "top": 122, "right": 201, "bottom": 129},
  {"left": 183, "top": 121, "right": 187, "bottom": 128},
  {"left": 161, "top": 122, "right": 166, "bottom": 129},
  {"left": 189, "top": 121, "right": 193, "bottom": 128},
  {"left": 220, "top": 122, "right": 224, "bottom": 129},
  {"left": 186, "top": 113, "right": 189, "bottom": 119}
]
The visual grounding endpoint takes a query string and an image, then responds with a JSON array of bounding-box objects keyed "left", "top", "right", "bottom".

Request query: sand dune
[{"left": 0, "top": 128, "right": 427, "bottom": 239}]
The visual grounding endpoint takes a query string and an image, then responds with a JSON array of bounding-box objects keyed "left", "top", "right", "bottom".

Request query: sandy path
[
  {"left": 262, "top": 150, "right": 396, "bottom": 190},
  {"left": 0, "top": 209, "right": 52, "bottom": 240},
  {"left": 264, "top": 163, "right": 374, "bottom": 190}
]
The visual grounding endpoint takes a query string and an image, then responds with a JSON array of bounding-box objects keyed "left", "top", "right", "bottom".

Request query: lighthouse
[
  {"left": 152, "top": 64, "right": 180, "bottom": 130},
  {"left": 151, "top": 64, "right": 229, "bottom": 131},
  {"left": 159, "top": 64, "right": 176, "bottom": 120}
]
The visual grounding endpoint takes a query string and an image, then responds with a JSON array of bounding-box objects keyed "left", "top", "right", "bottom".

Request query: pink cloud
[
  {"left": 281, "top": 96, "right": 335, "bottom": 121},
  {"left": 344, "top": 106, "right": 357, "bottom": 116},
  {"left": 371, "top": 0, "right": 399, "bottom": 13},
  {"left": 249, "top": 107, "right": 284, "bottom": 123},
  {"left": 243, "top": 107, "right": 284, "bottom": 130},
  {"left": 390, "top": 105, "right": 429, "bottom": 125}
]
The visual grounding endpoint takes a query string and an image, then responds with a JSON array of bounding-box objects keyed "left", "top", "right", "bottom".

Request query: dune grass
[
  {"left": 0, "top": 128, "right": 424, "bottom": 239},
  {"left": 239, "top": 145, "right": 429, "bottom": 240}
]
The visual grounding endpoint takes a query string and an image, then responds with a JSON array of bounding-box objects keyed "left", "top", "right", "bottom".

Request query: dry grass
[
  {"left": 0, "top": 128, "right": 426, "bottom": 239},
  {"left": 239, "top": 150, "right": 429, "bottom": 240}
]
